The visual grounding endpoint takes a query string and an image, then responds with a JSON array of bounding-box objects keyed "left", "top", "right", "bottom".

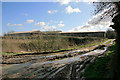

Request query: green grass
[
  {"left": 84, "top": 42, "right": 116, "bottom": 78},
  {"left": 0, "top": 52, "right": 23, "bottom": 55},
  {"left": 84, "top": 56, "right": 111, "bottom": 78},
  {"left": 105, "top": 39, "right": 114, "bottom": 44}
]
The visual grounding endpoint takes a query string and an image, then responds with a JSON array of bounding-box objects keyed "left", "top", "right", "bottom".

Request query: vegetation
[
  {"left": 2, "top": 34, "right": 107, "bottom": 54},
  {"left": 84, "top": 42, "right": 116, "bottom": 78},
  {"left": 106, "top": 29, "right": 116, "bottom": 39},
  {"left": 94, "top": 2, "right": 120, "bottom": 79}
]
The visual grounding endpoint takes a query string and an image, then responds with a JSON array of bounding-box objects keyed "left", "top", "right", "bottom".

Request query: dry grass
[{"left": 2, "top": 35, "right": 105, "bottom": 53}]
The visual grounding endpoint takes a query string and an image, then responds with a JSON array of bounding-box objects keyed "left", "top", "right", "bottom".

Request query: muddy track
[
  {"left": 2, "top": 39, "right": 114, "bottom": 79},
  {"left": 3, "top": 39, "right": 110, "bottom": 64},
  {"left": 2, "top": 56, "right": 96, "bottom": 79},
  {"left": 2, "top": 44, "right": 101, "bottom": 64},
  {"left": 47, "top": 56, "right": 94, "bottom": 79}
]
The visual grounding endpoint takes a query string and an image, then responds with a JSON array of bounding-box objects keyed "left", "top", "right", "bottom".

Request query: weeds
[
  {"left": 2, "top": 35, "right": 106, "bottom": 54},
  {"left": 84, "top": 43, "right": 116, "bottom": 78}
]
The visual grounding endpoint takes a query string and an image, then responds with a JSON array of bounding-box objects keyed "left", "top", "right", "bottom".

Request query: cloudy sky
[{"left": 2, "top": 0, "right": 114, "bottom": 34}]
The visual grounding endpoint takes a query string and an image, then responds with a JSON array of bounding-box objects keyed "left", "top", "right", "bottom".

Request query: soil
[{"left": 2, "top": 39, "right": 114, "bottom": 79}]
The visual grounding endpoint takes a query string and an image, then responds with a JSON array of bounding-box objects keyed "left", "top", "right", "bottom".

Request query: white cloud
[
  {"left": 34, "top": 20, "right": 65, "bottom": 31},
  {"left": 58, "top": 0, "right": 71, "bottom": 5},
  {"left": 32, "top": 29, "right": 38, "bottom": 31},
  {"left": 68, "top": 8, "right": 114, "bottom": 32},
  {"left": 48, "top": 10, "right": 58, "bottom": 14},
  {"left": 12, "top": 24, "right": 23, "bottom": 26},
  {"left": 58, "top": 21, "right": 64, "bottom": 27},
  {"left": 57, "top": 0, "right": 97, "bottom": 5},
  {"left": 66, "top": 6, "right": 81, "bottom": 14},
  {"left": 59, "top": 21, "right": 63, "bottom": 23},
  {"left": 75, "top": 0, "right": 98, "bottom": 2},
  {"left": 34, "top": 22, "right": 46, "bottom": 26},
  {"left": 57, "top": 0, "right": 116, "bottom": 5},
  {"left": 6, "top": 22, "right": 23, "bottom": 27},
  {"left": 68, "top": 21, "right": 113, "bottom": 32},
  {"left": 81, "top": 0, "right": 113, "bottom": 2},
  {"left": 87, "top": 6, "right": 115, "bottom": 25},
  {"left": 6, "top": 23, "right": 11, "bottom": 26},
  {"left": 50, "top": 20, "right": 64, "bottom": 24},
  {"left": 26, "top": 19, "right": 34, "bottom": 23},
  {"left": 58, "top": 23, "right": 65, "bottom": 27},
  {"left": 68, "top": 7, "right": 114, "bottom": 32},
  {"left": 6, "top": 23, "right": 23, "bottom": 27},
  {"left": 40, "top": 25, "right": 56, "bottom": 31}
]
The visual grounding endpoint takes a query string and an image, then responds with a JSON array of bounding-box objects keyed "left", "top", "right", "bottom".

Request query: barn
[
  {"left": 59, "top": 31, "right": 106, "bottom": 37},
  {"left": 6, "top": 31, "right": 41, "bottom": 37},
  {"left": 6, "top": 31, "right": 106, "bottom": 38}
]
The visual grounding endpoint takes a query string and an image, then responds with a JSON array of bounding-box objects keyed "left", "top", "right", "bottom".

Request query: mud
[
  {"left": 2, "top": 45, "right": 99, "bottom": 64},
  {"left": 2, "top": 39, "right": 114, "bottom": 79}
]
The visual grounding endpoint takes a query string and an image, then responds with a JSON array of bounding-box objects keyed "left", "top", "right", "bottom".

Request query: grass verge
[{"left": 84, "top": 41, "right": 116, "bottom": 78}]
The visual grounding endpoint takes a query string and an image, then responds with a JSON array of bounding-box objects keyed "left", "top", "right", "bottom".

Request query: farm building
[
  {"left": 5, "top": 31, "right": 41, "bottom": 36},
  {"left": 5, "top": 31, "right": 62, "bottom": 37},
  {"left": 5, "top": 30, "right": 106, "bottom": 37},
  {"left": 59, "top": 31, "right": 106, "bottom": 37}
]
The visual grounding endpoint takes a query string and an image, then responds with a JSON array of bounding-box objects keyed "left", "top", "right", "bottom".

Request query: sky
[{"left": 2, "top": 1, "right": 113, "bottom": 34}]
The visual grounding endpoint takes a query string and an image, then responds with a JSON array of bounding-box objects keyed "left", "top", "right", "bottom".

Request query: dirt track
[
  {"left": 2, "top": 45, "right": 97, "bottom": 64},
  {"left": 2, "top": 39, "right": 114, "bottom": 79}
]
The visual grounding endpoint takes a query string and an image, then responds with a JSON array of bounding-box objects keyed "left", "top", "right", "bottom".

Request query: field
[{"left": 2, "top": 34, "right": 106, "bottom": 54}]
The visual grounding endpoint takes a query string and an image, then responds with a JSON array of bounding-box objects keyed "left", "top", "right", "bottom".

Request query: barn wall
[{"left": 60, "top": 32, "right": 106, "bottom": 38}]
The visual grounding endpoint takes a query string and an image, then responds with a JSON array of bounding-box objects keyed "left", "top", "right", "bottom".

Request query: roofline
[
  {"left": 59, "top": 31, "right": 105, "bottom": 34},
  {"left": 7, "top": 31, "right": 106, "bottom": 35},
  {"left": 7, "top": 31, "right": 40, "bottom": 34}
]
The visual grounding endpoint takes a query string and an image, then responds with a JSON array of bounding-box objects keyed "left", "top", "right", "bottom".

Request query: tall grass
[{"left": 2, "top": 34, "right": 105, "bottom": 53}]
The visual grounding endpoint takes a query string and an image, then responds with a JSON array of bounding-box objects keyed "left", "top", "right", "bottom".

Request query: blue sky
[{"left": 2, "top": 1, "right": 113, "bottom": 34}]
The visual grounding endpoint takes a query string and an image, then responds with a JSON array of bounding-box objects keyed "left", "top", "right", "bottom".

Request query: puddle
[
  {"left": 2, "top": 39, "right": 114, "bottom": 78},
  {"left": 32, "top": 47, "right": 107, "bottom": 67},
  {"left": 83, "top": 47, "right": 107, "bottom": 56},
  {"left": 2, "top": 46, "right": 108, "bottom": 77}
]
